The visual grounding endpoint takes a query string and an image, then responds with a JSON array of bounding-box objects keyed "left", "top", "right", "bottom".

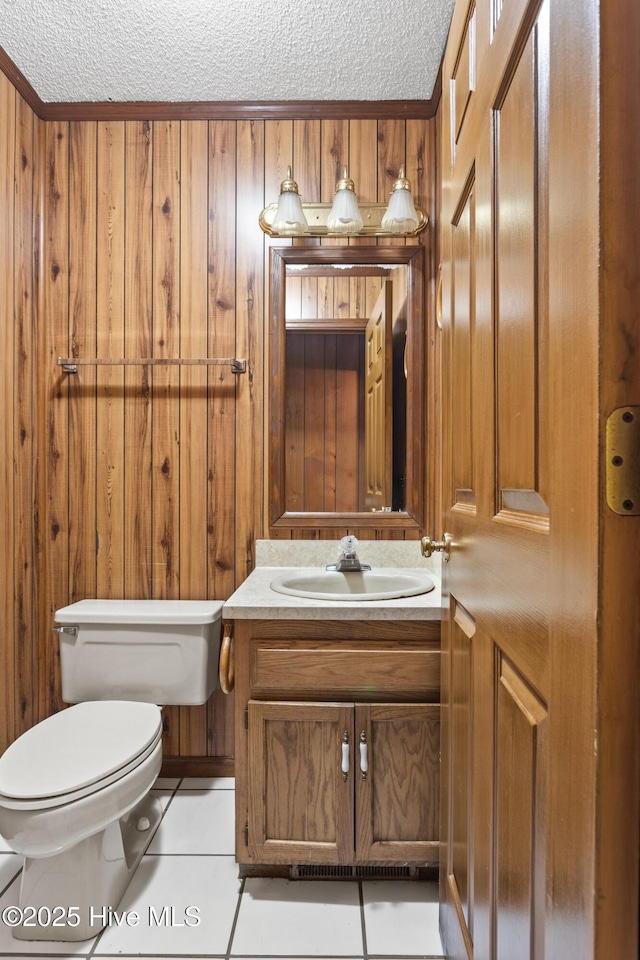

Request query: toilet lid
[{"left": 0, "top": 701, "right": 162, "bottom": 802}]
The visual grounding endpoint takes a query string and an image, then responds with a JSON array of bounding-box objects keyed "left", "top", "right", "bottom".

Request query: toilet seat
[{"left": 0, "top": 701, "right": 163, "bottom": 811}]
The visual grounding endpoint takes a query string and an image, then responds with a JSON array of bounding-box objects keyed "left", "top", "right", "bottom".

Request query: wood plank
[
  {"left": 294, "top": 119, "right": 321, "bottom": 205},
  {"left": 321, "top": 118, "right": 348, "bottom": 249},
  {"left": 0, "top": 75, "right": 16, "bottom": 751},
  {"left": 178, "top": 119, "right": 209, "bottom": 755},
  {"left": 96, "top": 121, "right": 126, "bottom": 599},
  {"left": 284, "top": 333, "right": 305, "bottom": 512},
  {"left": 235, "top": 119, "right": 265, "bottom": 579},
  {"left": 349, "top": 119, "right": 378, "bottom": 249},
  {"left": 377, "top": 119, "right": 407, "bottom": 248},
  {"left": 179, "top": 119, "right": 209, "bottom": 599},
  {"left": 323, "top": 335, "right": 338, "bottom": 511},
  {"left": 152, "top": 119, "right": 181, "bottom": 754},
  {"left": 13, "top": 93, "right": 38, "bottom": 739},
  {"left": 68, "top": 121, "right": 97, "bottom": 605},
  {"left": 303, "top": 334, "right": 325, "bottom": 510},
  {"left": 124, "top": 120, "right": 153, "bottom": 600},
  {"left": 41, "top": 121, "right": 70, "bottom": 723},
  {"left": 208, "top": 119, "right": 239, "bottom": 758}
]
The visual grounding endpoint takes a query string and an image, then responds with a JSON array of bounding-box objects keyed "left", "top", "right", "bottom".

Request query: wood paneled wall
[
  {"left": 0, "top": 87, "right": 439, "bottom": 766},
  {"left": 0, "top": 73, "right": 42, "bottom": 756}
]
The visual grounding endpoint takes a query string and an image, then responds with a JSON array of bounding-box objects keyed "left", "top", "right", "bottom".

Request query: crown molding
[
  {"left": 40, "top": 98, "right": 438, "bottom": 122},
  {"left": 0, "top": 46, "right": 46, "bottom": 116},
  {"left": 1, "top": 44, "right": 442, "bottom": 123}
]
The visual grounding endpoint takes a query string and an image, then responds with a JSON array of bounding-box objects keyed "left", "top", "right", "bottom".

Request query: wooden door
[
  {"left": 439, "top": 0, "right": 639, "bottom": 957},
  {"left": 355, "top": 703, "right": 440, "bottom": 864},
  {"left": 364, "top": 280, "right": 393, "bottom": 510},
  {"left": 246, "top": 700, "right": 354, "bottom": 863}
]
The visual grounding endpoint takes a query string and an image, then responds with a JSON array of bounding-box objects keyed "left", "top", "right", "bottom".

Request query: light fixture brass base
[{"left": 259, "top": 201, "right": 428, "bottom": 238}]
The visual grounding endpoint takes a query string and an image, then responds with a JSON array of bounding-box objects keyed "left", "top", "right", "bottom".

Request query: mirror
[{"left": 269, "top": 245, "right": 425, "bottom": 531}]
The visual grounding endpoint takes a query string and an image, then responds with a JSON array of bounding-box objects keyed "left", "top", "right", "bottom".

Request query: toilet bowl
[{"left": 0, "top": 599, "right": 223, "bottom": 942}]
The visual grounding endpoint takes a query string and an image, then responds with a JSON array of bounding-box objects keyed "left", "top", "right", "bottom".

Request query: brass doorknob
[{"left": 421, "top": 533, "right": 452, "bottom": 562}]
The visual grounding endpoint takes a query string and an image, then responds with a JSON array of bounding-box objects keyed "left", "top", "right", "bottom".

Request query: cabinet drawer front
[{"left": 251, "top": 645, "right": 440, "bottom": 701}]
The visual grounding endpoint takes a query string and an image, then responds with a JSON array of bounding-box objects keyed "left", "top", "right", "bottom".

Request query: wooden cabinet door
[
  {"left": 355, "top": 703, "right": 440, "bottom": 864},
  {"left": 247, "top": 700, "right": 354, "bottom": 863}
]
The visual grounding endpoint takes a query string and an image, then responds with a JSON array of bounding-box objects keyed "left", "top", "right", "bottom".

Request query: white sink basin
[{"left": 270, "top": 569, "right": 436, "bottom": 602}]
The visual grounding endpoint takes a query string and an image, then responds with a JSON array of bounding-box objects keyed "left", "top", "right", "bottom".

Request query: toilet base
[{"left": 12, "top": 793, "right": 162, "bottom": 941}]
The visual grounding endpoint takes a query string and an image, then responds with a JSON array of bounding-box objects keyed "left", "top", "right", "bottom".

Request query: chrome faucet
[{"left": 326, "top": 536, "right": 371, "bottom": 573}]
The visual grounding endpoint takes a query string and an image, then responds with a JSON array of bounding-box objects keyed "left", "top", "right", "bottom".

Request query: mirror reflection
[
  {"left": 284, "top": 262, "right": 408, "bottom": 513},
  {"left": 269, "top": 246, "right": 425, "bottom": 530}
]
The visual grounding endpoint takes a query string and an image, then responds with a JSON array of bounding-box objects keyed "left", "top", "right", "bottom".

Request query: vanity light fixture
[
  {"left": 381, "top": 166, "right": 419, "bottom": 233},
  {"left": 259, "top": 164, "right": 427, "bottom": 238},
  {"left": 271, "top": 166, "right": 308, "bottom": 235},
  {"left": 326, "top": 168, "right": 364, "bottom": 235}
]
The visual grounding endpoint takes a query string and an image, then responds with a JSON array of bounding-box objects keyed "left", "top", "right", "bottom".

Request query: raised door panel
[
  {"left": 494, "top": 6, "right": 549, "bottom": 521},
  {"left": 247, "top": 700, "right": 354, "bottom": 863},
  {"left": 450, "top": 182, "right": 476, "bottom": 509},
  {"left": 494, "top": 657, "right": 547, "bottom": 960},
  {"left": 355, "top": 703, "right": 440, "bottom": 864},
  {"left": 451, "top": 7, "right": 477, "bottom": 153},
  {"left": 445, "top": 601, "right": 475, "bottom": 948}
]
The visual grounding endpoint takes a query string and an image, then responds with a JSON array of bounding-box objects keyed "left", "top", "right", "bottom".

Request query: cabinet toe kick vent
[{"left": 291, "top": 865, "right": 422, "bottom": 880}]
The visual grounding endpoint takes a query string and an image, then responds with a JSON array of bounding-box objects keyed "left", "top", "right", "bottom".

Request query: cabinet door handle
[
  {"left": 359, "top": 731, "right": 368, "bottom": 780},
  {"left": 341, "top": 731, "right": 350, "bottom": 781}
]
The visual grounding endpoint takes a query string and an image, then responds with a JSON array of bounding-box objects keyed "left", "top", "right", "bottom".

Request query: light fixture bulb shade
[
  {"left": 327, "top": 183, "right": 363, "bottom": 234},
  {"left": 273, "top": 189, "right": 308, "bottom": 235},
  {"left": 381, "top": 166, "right": 419, "bottom": 234},
  {"left": 272, "top": 166, "right": 308, "bottom": 234}
]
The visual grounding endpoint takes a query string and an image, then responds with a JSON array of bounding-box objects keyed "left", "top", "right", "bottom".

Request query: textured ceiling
[{"left": 0, "top": 0, "right": 455, "bottom": 104}]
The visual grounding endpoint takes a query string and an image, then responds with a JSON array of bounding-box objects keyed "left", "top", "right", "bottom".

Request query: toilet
[{"left": 0, "top": 598, "right": 223, "bottom": 942}]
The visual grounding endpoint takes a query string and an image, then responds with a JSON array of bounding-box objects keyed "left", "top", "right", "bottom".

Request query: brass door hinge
[{"left": 606, "top": 407, "right": 640, "bottom": 515}]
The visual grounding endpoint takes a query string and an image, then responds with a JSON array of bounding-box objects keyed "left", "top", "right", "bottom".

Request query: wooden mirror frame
[{"left": 268, "top": 244, "right": 426, "bottom": 531}]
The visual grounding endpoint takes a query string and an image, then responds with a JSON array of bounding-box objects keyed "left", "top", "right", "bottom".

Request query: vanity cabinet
[{"left": 232, "top": 618, "right": 441, "bottom": 873}]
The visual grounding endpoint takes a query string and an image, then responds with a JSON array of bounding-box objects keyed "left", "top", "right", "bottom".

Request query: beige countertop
[{"left": 222, "top": 565, "right": 442, "bottom": 621}]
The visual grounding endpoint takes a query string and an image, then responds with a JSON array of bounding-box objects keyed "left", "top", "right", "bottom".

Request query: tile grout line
[
  {"left": 0, "top": 860, "right": 22, "bottom": 899},
  {"left": 359, "top": 878, "right": 369, "bottom": 960},
  {"left": 225, "top": 875, "right": 246, "bottom": 959}
]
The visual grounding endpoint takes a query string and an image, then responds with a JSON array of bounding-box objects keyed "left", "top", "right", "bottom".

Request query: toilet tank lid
[{"left": 55, "top": 599, "right": 224, "bottom": 625}]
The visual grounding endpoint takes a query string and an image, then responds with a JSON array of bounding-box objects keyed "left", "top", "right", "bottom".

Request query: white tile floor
[{"left": 0, "top": 777, "right": 444, "bottom": 958}]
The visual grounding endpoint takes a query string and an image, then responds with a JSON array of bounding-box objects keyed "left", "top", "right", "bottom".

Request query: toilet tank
[{"left": 54, "top": 600, "right": 224, "bottom": 705}]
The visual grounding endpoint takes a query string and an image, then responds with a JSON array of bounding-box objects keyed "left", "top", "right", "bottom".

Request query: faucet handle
[{"left": 340, "top": 535, "right": 358, "bottom": 553}]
